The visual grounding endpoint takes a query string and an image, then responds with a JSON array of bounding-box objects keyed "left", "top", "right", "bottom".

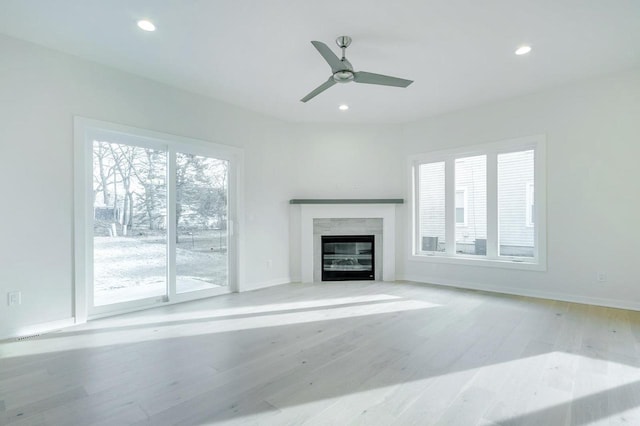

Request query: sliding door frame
[{"left": 74, "top": 117, "right": 244, "bottom": 323}]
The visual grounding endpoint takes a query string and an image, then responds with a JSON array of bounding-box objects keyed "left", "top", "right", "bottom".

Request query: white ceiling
[{"left": 1, "top": 0, "right": 639, "bottom": 124}]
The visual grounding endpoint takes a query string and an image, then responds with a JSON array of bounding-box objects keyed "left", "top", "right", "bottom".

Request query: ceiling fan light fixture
[
  {"left": 515, "top": 45, "right": 532, "bottom": 55},
  {"left": 137, "top": 20, "right": 156, "bottom": 32}
]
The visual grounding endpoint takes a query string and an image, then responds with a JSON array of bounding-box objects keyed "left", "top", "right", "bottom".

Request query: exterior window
[
  {"left": 417, "top": 162, "right": 445, "bottom": 252},
  {"left": 498, "top": 150, "right": 534, "bottom": 257},
  {"left": 455, "top": 155, "right": 486, "bottom": 256},
  {"left": 411, "top": 135, "right": 545, "bottom": 270}
]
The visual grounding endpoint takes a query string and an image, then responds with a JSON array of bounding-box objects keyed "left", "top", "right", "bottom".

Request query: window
[
  {"left": 410, "top": 135, "right": 545, "bottom": 270},
  {"left": 498, "top": 151, "right": 535, "bottom": 257},
  {"left": 455, "top": 155, "right": 486, "bottom": 256},
  {"left": 417, "top": 162, "right": 446, "bottom": 252}
]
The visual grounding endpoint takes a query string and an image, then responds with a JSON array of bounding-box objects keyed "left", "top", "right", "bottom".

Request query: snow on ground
[{"left": 94, "top": 231, "right": 227, "bottom": 306}]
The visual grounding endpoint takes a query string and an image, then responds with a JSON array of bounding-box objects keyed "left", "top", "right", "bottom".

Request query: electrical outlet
[
  {"left": 8, "top": 291, "right": 21, "bottom": 306},
  {"left": 266, "top": 259, "right": 273, "bottom": 269},
  {"left": 597, "top": 272, "right": 607, "bottom": 283}
]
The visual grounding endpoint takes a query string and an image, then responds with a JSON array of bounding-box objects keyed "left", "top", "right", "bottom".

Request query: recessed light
[
  {"left": 515, "top": 45, "right": 532, "bottom": 55},
  {"left": 137, "top": 20, "right": 156, "bottom": 32},
  {"left": 339, "top": 104, "right": 349, "bottom": 111}
]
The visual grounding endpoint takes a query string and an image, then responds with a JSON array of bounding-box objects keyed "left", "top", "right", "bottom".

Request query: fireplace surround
[{"left": 294, "top": 200, "right": 401, "bottom": 283}]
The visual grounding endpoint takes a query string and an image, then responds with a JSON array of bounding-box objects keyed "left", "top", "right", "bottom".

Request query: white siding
[
  {"left": 418, "top": 162, "right": 445, "bottom": 249},
  {"left": 498, "top": 150, "right": 534, "bottom": 248}
]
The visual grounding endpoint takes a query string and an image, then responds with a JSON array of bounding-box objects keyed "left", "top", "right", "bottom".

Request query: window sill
[{"left": 409, "top": 253, "right": 546, "bottom": 271}]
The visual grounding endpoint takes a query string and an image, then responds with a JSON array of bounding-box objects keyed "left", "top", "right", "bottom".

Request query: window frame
[{"left": 409, "top": 135, "right": 546, "bottom": 271}]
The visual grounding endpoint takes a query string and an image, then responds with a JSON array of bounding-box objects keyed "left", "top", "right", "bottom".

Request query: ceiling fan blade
[
  {"left": 300, "top": 77, "right": 337, "bottom": 102},
  {"left": 354, "top": 71, "right": 413, "bottom": 88},
  {"left": 311, "top": 41, "right": 343, "bottom": 73}
]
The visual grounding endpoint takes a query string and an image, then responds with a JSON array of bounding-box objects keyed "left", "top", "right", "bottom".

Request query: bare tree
[
  {"left": 92, "top": 141, "right": 117, "bottom": 214},
  {"left": 109, "top": 144, "right": 138, "bottom": 236},
  {"left": 94, "top": 144, "right": 227, "bottom": 239}
]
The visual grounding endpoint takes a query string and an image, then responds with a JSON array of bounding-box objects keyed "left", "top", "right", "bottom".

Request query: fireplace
[
  {"left": 296, "top": 202, "right": 399, "bottom": 282},
  {"left": 321, "top": 235, "right": 375, "bottom": 281}
]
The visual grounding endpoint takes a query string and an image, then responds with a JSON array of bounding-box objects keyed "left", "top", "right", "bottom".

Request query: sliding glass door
[{"left": 77, "top": 119, "right": 238, "bottom": 318}]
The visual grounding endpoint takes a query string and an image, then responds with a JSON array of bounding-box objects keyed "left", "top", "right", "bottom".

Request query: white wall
[
  {"left": 0, "top": 35, "right": 295, "bottom": 338},
  {"left": 399, "top": 69, "right": 640, "bottom": 309}
]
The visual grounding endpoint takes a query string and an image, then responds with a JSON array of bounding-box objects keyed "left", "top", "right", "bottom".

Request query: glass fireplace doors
[{"left": 321, "top": 235, "right": 375, "bottom": 281}]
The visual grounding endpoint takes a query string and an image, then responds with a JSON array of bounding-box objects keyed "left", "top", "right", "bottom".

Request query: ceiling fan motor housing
[{"left": 333, "top": 70, "right": 354, "bottom": 83}]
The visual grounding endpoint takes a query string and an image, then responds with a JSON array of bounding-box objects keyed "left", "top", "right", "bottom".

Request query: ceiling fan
[{"left": 301, "top": 36, "right": 413, "bottom": 103}]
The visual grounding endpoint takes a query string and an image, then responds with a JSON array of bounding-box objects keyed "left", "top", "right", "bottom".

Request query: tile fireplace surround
[{"left": 292, "top": 199, "right": 402, "bottom": 283}]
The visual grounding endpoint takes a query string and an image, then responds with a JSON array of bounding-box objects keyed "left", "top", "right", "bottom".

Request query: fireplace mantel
[{"left": 297, "top": 203, "right": 397, "bottom": 283}]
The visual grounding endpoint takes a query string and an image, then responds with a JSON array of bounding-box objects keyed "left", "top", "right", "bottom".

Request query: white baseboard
[
  {"left": 400, "top": 274, "right": 640, "bottom": 312},
  {"left": 0, "top": 317, "right": 77, "bottom": 341},
  {"left": 241, "top": 277, "right": 292, "bottom": 292}
]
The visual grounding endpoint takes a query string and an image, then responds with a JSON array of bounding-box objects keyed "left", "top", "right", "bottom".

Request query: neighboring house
[{"left": 419, "top": 150, "right": 534, "bottom": 256}]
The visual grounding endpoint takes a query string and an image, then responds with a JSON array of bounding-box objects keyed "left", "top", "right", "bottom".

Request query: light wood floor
[{"left": 2, "top": 281, "right": 640, "bottom": 425}]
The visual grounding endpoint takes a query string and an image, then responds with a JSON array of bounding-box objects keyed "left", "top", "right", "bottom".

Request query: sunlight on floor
[
  {"left": 1, "top": 296, "right": 440, "bottom": 358},
  {"left": 238, "top": 351, "right": 640, "bottom": 424},
  {"left": 107, "top": 293, "right": 406, "bottom": 327}
]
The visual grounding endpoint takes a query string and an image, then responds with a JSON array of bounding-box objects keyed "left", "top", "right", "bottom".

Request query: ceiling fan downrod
[{"left": 336, "top": 35, "right": 352, "bottom": 60}]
